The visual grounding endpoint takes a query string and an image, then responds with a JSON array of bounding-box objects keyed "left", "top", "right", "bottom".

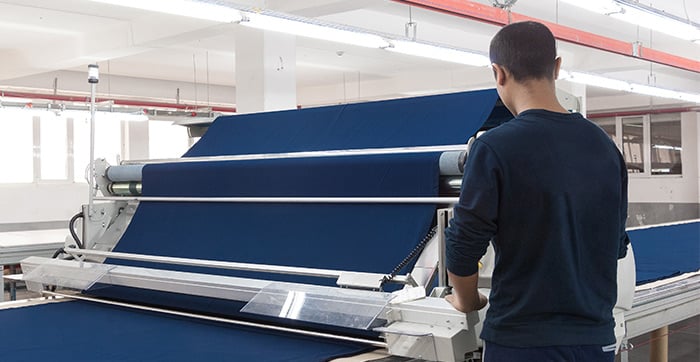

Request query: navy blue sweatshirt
[{"left": 445, "top": 109, "right": 629, "bottom": 347}]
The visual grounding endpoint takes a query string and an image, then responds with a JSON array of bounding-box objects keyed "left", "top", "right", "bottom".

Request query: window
[
  {"left": 650, "top": 116, "right": 682, "bottom": 175},
  {"left": 73, "top": 114, "right": 123, "bottom": 182},
  {"left": 40, "top": 113, "right": 68, "bottom": 180},
  {"left": 592, "top": 113, "right": 682, "bottom": 176},
  {"left": 149, "top": 121, "right": 191, "bottom": 159},
  {"left": 0, "top": 109, "right": 34, "bottom": 183},
  {"left": 595, "top": 117, "right": 616, "bottom": 141},
  {"left": 621, "top": 117, "right": 645, "bottom": 174}
]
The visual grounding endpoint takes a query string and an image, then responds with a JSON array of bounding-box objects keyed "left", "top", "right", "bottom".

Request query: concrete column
[
  {"left": 695, "top": 112, "right": 700, "bottom": 206},
  {"left": 235, "top": 27, "right": 297, "bottom": 114}
]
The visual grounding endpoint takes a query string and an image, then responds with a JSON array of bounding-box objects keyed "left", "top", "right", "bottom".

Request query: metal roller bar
[
  {"left": 106, "top": 165, "right": 144, "bottom": 182},
  {"left": 94, "top": 196, "right": 460, "bottom": 204},
  {"left": 41, "top": 291, "right": 387, "bottom": 348},
  {"left": 62, "top": 248, "right": 414, "bottom": 286},
  {"left": 120, "top": 144, "right": 468, "bottom": 165},
  {"left": 64, "top": 247, "right": 346, "bottom": 278},
  {"left": 107, "top": 182, "right": 142, "bottom": 196}
]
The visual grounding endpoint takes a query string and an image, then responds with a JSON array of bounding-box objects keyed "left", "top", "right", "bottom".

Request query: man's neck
[{"left": 510, "top": 79, "right": 569, "bottom": 115}]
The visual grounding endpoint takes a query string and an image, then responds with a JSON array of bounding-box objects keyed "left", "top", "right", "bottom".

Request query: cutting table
[
  {"left": 1, "top": 90, "right": 698, "bottom": 361},
  {"left": 0, "top": 229, "right": 66, "bottom": 301}
]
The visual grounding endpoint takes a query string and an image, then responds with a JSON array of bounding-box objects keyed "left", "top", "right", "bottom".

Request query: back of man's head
[{"left": 489, "top": 21, "right": 557, "bottom": 82}]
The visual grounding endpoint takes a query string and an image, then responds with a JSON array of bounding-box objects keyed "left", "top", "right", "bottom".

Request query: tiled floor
[{"left": 621, "top": 316, "right": 699, "bottom": 362}]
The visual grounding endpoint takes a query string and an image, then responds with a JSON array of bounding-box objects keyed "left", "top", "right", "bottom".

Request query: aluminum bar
[
  {"left": 94, "top": 196, "right": 460, "bottom": 204},
  {"left": 64, "top": 247, "right": 345, "bottom": 278},
  {"left": 121, "top": 144, "right": 468, "bottom": 165}
]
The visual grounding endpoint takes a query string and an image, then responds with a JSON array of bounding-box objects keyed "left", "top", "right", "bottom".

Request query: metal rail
[
  {"left": 62, "top": 248, "right": 412, "bottom": 286},
  {"left": 121, "top": 144, "right": 468, "bottom": 165},
  {"left": 41, "top": 291, "right": 387, "bottom": 348},
  {"left": 94, "top": 196, "right": 460, "bottom": 204},
  {"left": 64, "top": 248, "right": 346, "bottom": 279}
]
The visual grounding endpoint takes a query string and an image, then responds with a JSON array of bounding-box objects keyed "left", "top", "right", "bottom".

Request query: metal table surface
[{"left": 1, "top": 229, "right": 66, "bottom": 301}]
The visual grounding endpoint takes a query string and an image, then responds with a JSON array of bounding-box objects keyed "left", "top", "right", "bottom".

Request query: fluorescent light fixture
[
  {"left": 559, "top": 69, "right": 700, "bottom": 103},
  {"left": 559, "top": 70, "right": 631, "bottom": 91},
  {"left": 90, "top": 0, "right": 243, "bottom": 23},
  {"left": 387, "top": 40, "right": 491, "bottom": 66},
  {"left": 653, "top": 145, "right": 681, "bottom": 151},
  {"left": 241, "top": 12, "right": 390, "bottom": 48},
  {"left": 559, "top": 0, "right": 624, "bottom": 15},
  {"left": 96, "top": 111, "right": 149, "bottom": 122},
  {"left": 629, "top": 84, "right": 700, "bottom": 103},
  {"left": 560, "top": 0, "right": 700, "bottom": 42}
]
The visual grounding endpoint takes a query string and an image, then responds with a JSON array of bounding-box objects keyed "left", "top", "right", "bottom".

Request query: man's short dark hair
[{"left": 489, "top": 21, "right": 557, "bottom": 82}]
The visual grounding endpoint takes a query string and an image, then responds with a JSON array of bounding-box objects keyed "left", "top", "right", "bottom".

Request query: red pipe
[
  {"left": 0, "top": 90, "right": 237, "bottom": 113},
  {"left": 588, "top": 106, "right": 699, "bottom": 118},
  {"left": 392, "top": 0, "right": 700, "bottom": 73}
]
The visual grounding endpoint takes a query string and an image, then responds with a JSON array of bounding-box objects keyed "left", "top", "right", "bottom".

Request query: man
[{"left": 444, "top": 21, "right": 629, "bottom": 361}]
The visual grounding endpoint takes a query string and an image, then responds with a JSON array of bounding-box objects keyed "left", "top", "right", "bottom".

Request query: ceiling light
[
  {"left": 559, "top": 70, "right": 700, "bottom": 103},
  {"left": 90, "top": 0, "right": 243, "bottom": 23},
  {"left": 387, "top": 40, "right": 491, "bottom": 66},
  {"left": 629, "top": 84, "right": 700, "bottom": 103},
  {"left": 240, "top": 12, "right": 390, "bottom": 48},
  {"left": 653, "top": 145, "right": 682, "bottom": 151},
  {"left": 559, "top": 70, "right": 631, "bottom": 91},
  {"left": 559, "top": 0, "right": 624, "bottom": 15},
  {"left": 560, "top": 0, "right": 700, "bottom": 42}
]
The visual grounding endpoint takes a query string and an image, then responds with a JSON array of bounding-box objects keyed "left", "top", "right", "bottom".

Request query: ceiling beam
[{"left": 392, "top": 0, "right": 700, "bottom": 73}]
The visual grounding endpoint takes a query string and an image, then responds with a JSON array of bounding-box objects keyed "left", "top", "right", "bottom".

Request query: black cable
[
  {"left": 51, "top": 248, "right": 65, "bottom": 259},
  {"left": 382, "top": 226, "right": 438, "bottom": 285},
  {"left": 69, "top": 211, "right": 84, "bottom": 249}
]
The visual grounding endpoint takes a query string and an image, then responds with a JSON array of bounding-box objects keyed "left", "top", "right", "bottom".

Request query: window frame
[{"left": 611, "top": 114, "right": 682, "bottom": 178}]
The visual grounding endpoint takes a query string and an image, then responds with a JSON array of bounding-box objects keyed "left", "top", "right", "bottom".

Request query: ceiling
[{"left": 0, "top": 0, "right": 698, "bottom": 113}]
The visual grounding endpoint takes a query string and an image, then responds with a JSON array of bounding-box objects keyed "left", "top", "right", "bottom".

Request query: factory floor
[{"left": 4, "top": 287, "right": 699, "bottom": 361}]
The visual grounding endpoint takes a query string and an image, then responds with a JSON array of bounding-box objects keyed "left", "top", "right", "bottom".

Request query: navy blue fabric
[
  {"left": 484, "top": 341, "right": 614, "bottom": 362},
  {"left": 80, "top": 90, "right": 502, "bottom": 360},
  {"left": 0, "top": 301, "right": 373, "bottom": 362},
  {"left": 104, "top": 90, "right": 503, "bottom": 284},
  {"left": 629, "top": 221, "right": 700, "bottom": 285},
  {"left": 108, "top": 153, "right": 440, "bottom": 283},
  {"left": 185, "top": 89, "right": 500, "bottom": 157},
  {"left": 88, "top": 285, "right": 383, "bottom": 341},
  {"left": 446, "top": 110, "right": 627, "bottom": 347}
]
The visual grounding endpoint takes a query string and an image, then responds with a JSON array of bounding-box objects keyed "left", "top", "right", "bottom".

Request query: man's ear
[
  {"left": 492, "top": 63, "right": 507, "bottom": 86},
  {"left": 553, "top": 57, "right": 562, "bottom": 79}
]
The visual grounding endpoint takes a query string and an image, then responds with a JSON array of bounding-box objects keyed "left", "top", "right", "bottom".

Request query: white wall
[
  {"left": 628, "top": 111, "right": 699, "bottom": 204},
  {"left": 0, "top": 119, "right": 188, "bottom": 227},
  {"left": 0, "top": 183, "right": 87, "bottom": 224}
]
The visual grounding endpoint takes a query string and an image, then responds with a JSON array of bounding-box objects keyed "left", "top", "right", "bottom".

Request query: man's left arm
[
  {"left": 444, "top": 140, "right": 500, "bottom": 312},
  {"left": 446, "top": 271, "right": 488, "bottom": 313}
]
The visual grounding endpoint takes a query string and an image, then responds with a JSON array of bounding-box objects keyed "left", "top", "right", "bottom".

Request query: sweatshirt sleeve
[{"left": 445, "top": 139, "right": 500, "bottom": 277}]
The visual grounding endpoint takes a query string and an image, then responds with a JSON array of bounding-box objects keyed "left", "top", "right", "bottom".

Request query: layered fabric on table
[
  {"left": 629, "top": 221, "right": 700, "bottom": 285},
  {"left": 0, "top": 301, "right": 374, "bottom": 362}
]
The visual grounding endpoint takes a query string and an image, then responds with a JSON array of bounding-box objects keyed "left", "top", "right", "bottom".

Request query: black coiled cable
[{"left": 382, "top": 226, "right": 438, "bottom": 285}]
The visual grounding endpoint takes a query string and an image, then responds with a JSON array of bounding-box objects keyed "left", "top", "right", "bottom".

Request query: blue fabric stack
[{"left": 629, "top": 221, "right": 700, "bottom": 285}]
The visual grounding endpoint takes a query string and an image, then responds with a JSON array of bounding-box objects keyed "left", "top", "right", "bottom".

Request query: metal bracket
[{"left": 437, "top": 208, "right": 453, "bottom": 287}]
